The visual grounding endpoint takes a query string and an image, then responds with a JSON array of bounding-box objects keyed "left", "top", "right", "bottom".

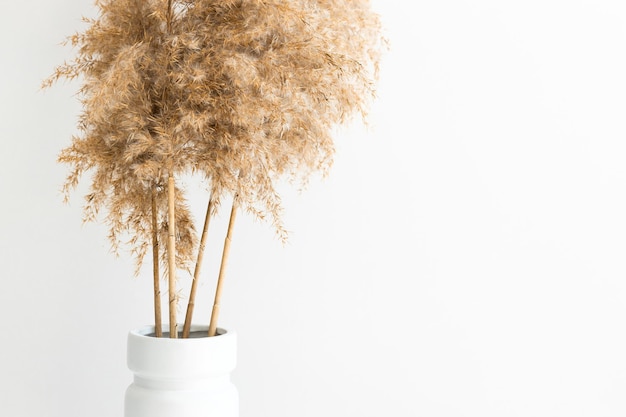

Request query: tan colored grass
[{"left": 45, "top": 0, "right": 386, "bottom": 334}]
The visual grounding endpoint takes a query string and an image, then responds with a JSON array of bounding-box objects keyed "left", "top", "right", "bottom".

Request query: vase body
[{"left": 124, "top": 324, "right": 238, "bottom": 417}]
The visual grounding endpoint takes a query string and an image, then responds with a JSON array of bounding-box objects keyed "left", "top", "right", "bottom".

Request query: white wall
[{"left": 2, "top": 1, "right": 626, "bottom": 416}]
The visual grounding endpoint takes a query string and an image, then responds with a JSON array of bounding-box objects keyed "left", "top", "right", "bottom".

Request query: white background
[{"left": 2, "top": 1, "right": 626, "bottom": 416}]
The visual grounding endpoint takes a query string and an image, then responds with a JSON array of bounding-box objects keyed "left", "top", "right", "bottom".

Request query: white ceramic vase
[{"left": 124, "top": 324, "right": 239, "bottom": 417}]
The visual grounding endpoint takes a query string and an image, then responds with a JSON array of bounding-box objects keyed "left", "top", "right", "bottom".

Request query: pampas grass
[{"left": 45, "top": 0, "right": 385, "bottom": 338}]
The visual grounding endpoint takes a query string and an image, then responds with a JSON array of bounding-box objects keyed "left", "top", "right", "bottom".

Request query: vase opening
[{"left": 137, "top": 325, "right": 227, "bottom": 339}]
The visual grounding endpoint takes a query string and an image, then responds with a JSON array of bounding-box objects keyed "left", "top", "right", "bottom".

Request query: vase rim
[
  {"left": 127, "top": 324, "right": 237, "bottom": 377},
  {"left": 130, "top": 324, "right": 231, "bottom": 339}
]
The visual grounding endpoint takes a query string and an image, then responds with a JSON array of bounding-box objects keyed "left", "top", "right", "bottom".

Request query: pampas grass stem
[
  {"left": 182, "top": 197, "right": 214, "bottom": 338},
  {"left": 208, "top": 198, "right": 238, "bottom": 337},
  {"left": 167, "top": 174, "right": 177, "bottom": 338},
  {"left": 151, "top": 187, "right": 163, "bottom": 338}
]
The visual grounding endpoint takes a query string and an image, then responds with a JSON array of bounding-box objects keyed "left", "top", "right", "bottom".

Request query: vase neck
[{"left": 133, "top": 375, "right": 231, "bottom": 391}]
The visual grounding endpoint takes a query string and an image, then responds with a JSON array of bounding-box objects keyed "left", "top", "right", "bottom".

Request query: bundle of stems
[{"left": 45, "top": 0, "right": 386, "bottom": 338}]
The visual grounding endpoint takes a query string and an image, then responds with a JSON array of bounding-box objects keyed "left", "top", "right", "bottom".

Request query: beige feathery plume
[{"left": 45, "top": 0, "right": 386, "bottom": 336}]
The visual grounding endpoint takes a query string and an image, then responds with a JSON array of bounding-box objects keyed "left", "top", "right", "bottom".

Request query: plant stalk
[
  {"left": 164, "top": 0, "right": 177, "bottom": 338},
  {"left": 167, "top": 174, "right": 177, "bottom": 338},
  {"left": 182, "top": 197, "right": 214, "bottom": 338},
  {"left": 166, "top": 0, "right": 173, "bottom": 33},
  {"left": 208, "top": 198, "right": 239, "bottom": 337},
  {"left": 151, "top": 187, "right": 162, "bottom": 337}
]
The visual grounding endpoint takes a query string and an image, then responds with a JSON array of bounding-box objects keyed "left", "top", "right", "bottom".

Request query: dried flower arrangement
[{"left": 45, "top": 0, "right": 385, "bottom": 339}]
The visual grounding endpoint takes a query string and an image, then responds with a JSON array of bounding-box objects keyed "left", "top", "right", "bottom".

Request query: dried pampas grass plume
[{"left": 45, "top": 0, "right": 386, "bottom": 337}]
